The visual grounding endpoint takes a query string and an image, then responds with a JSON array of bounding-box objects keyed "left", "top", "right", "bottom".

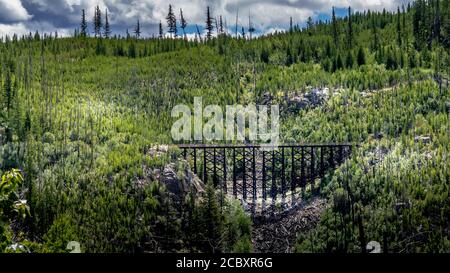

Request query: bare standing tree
[{"left": 180, "top": 9, "right": 187, "bottom": 39}]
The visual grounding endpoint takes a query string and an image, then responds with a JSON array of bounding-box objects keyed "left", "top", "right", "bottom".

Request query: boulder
[
  {"left": 414, "top": 135, "right": 431, "bottom": 144},
  {"left": 260, "top": 92, "right": 274, "bottom": 105},
  {"left": 148, "top": 144, "right": 169, "bottom": 158},
  {"left": 373, "top": 132, "right": 384, "bottom": 140}
]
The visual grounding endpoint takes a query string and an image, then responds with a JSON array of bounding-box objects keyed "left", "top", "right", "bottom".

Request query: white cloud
[
  {"left": 0, "top": 0, "right": 413, "bottom": 38},
  {"left": 0, "top": 23, "right": 29, "bottom": 36},
  {"left": 0, "top": 0, "right": 32, "bottom": 22}
]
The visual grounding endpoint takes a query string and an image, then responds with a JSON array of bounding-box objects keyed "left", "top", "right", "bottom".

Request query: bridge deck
[{"left": 178, "top": 143, "right": 358, "bottom": 148}]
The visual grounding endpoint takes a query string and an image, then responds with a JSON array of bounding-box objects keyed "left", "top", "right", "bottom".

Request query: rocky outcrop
[
  {"left": 160, "top": 161, "right": 205, "bottom": 197},
  {"left": 143, "top": 145, "right": 205, "bottom": 200},
  {"left": 285, "top": 87, "right": 330, "bottom": 113}
]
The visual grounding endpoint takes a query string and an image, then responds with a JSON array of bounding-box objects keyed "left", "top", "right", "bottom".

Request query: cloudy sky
[{"left": 0, "top": 0, "right": 412, "bottom": 38}]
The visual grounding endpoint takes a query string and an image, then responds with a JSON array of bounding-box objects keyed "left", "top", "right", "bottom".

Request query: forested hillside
[{"left": 0, "top": 0, "right": 448, "bottom": 253}]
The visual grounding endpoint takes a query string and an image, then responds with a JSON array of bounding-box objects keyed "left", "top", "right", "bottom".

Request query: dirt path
[{"left": 252, "top": 198, "right": 327, "bottom": 253}]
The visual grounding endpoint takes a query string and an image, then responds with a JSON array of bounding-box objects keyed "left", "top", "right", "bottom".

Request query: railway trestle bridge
[{"left": 178, "top": 143, "right": 357, "bottom": 215}]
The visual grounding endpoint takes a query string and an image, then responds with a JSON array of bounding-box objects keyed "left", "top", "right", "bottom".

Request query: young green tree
[
  {"left": 357, "top": 47, "right": 366, "bottom": 66},
  {"left": 346, "top": 51, "right": 354, "bottom": 68},
  {"left": 199, "top": 182, "right": 223, "bottom": 252}
]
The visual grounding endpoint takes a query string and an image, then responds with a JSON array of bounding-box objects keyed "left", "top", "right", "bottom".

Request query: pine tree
[
  {"left": 372, "top": 16, "right": 379, "bottom": 50},
  {"left": 346, "top": 51, "right": 354, "bottom": 68},
  {"left": 290, "top": 17, "right": 293, "bottom": 33},
  {"left": 445, "top": 0, "right": 450, "bottom": 47},
  {"left": 3, "top": 69, "right": 12, "bottom": 113},
  {"left": 307, "top": 16, "right": 314, "bottom": 34},
  {"left": 104, "top": 9, "right": 111, "bottom": 38},
  {"left": 219, "top": 15, "right": 224, "bottom": 35},
  {"left": 397, "top": 6, "right": 402, "bottom": 47},
  {"left": 93, "top": 6, "right": 102, "bottom": 38},
  {"left": 206, "top": 6, "right": 214, "bottom": 40},
  {"left": 357, "top": 47, "right": 366, "bottom": 66},
  {"left": 80, "top": 9, "right": 88, "bottom": 37},
  {"left": 166, "top": 5, "right": 177, "bottom": 38},
  {"left": 336, "top": 54, "right": 343, "bottom": 70},
  {"left": 180, "top": 9, "right": 187, "bottom": 39},
  {"left": 332, "top": 7, "right": 339, "bottom": 47},
  {"left": 200, "top": 182, "right": 223, "bottom": 252},
  {"left": 134, "top": 19, "right": 141, "bottom": 38},
  {"left": 402, "top": 4, "right": 407, "bottom": 45},
  {"left": 248, "top": 12, "right": 255, "bottom": 39},
  {"left": 159, "top": 21, "right": 164, "bottom": 39},
  {"left": 347, "top": 6, "right": 353, "bottom": 48},
  {"left": 434, "top": 0, "right": 441, "bottom": 42}
]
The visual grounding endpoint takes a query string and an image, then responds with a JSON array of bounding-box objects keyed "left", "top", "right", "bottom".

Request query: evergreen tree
[
  {"left": 372, "top": 16, "right": 379, "bottom": 50},
  {"left": 434, "top": 0, "right": 441, "bottom": 42},
  {"left": 93, "top": 6, "right": 102, "bottom": 38},
  {"left": 248, "top": 13, "right": 255, "bottom": 39},
  {"left": 397, "top": 6, "right": 402, "bottom": 47},
  {"left": 104, "top": 9, "right": 111, "bottom": 38},
  {"left": 134, "top": 20, "right": 141, "bottom": 38},
  {"left": 332, "top": 7, "right": 339, "bottom": 47},
  {"left": 346, "top": 51, "right": 354, "bottom": 68},
  {"left": 159, "top": 21, "right": 164, "bottom": 39},
  {"left": 286, "top": 47, "right": 294, "bottom": 66},
  {"left": 166, "top": 5, "right": 177, "bottom": 38},
  {"left": 445, "top": 0, "right": 450, "bottom": 46},
  {"left": 180, "top": 9, "right": 187, "bottom": 39},
  {"left": 402, "top": 4, "right": 407, "bottom": 45},
  {"left": 307, "top": 17, "right": 314, "bottom": 35},
  {"left": 219, "top": 15, "right": 224, "bottom": 35},
  {"left": 336, "top": 54, "right": 343, "bottom": 70},
  {"left": 347, "top": 6, "right": 353, "bottom": 48},
  {"left": 357, "top": 47, "right": 366, "bottom": 66},
  {"left": 206, "top": 6, "right": 214, "bottom": 40},
  {"left": 80, "top": 9, "right": 88, "bottom": 37},
  {"left": 199, "top": 182, "right": 223, "bottom": 252},
  {"left": 3, "top": 69, "right": 12, "bottom": 113},
  {"left": 290, "top": 17, "right": 293, "bottom": 33}
]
